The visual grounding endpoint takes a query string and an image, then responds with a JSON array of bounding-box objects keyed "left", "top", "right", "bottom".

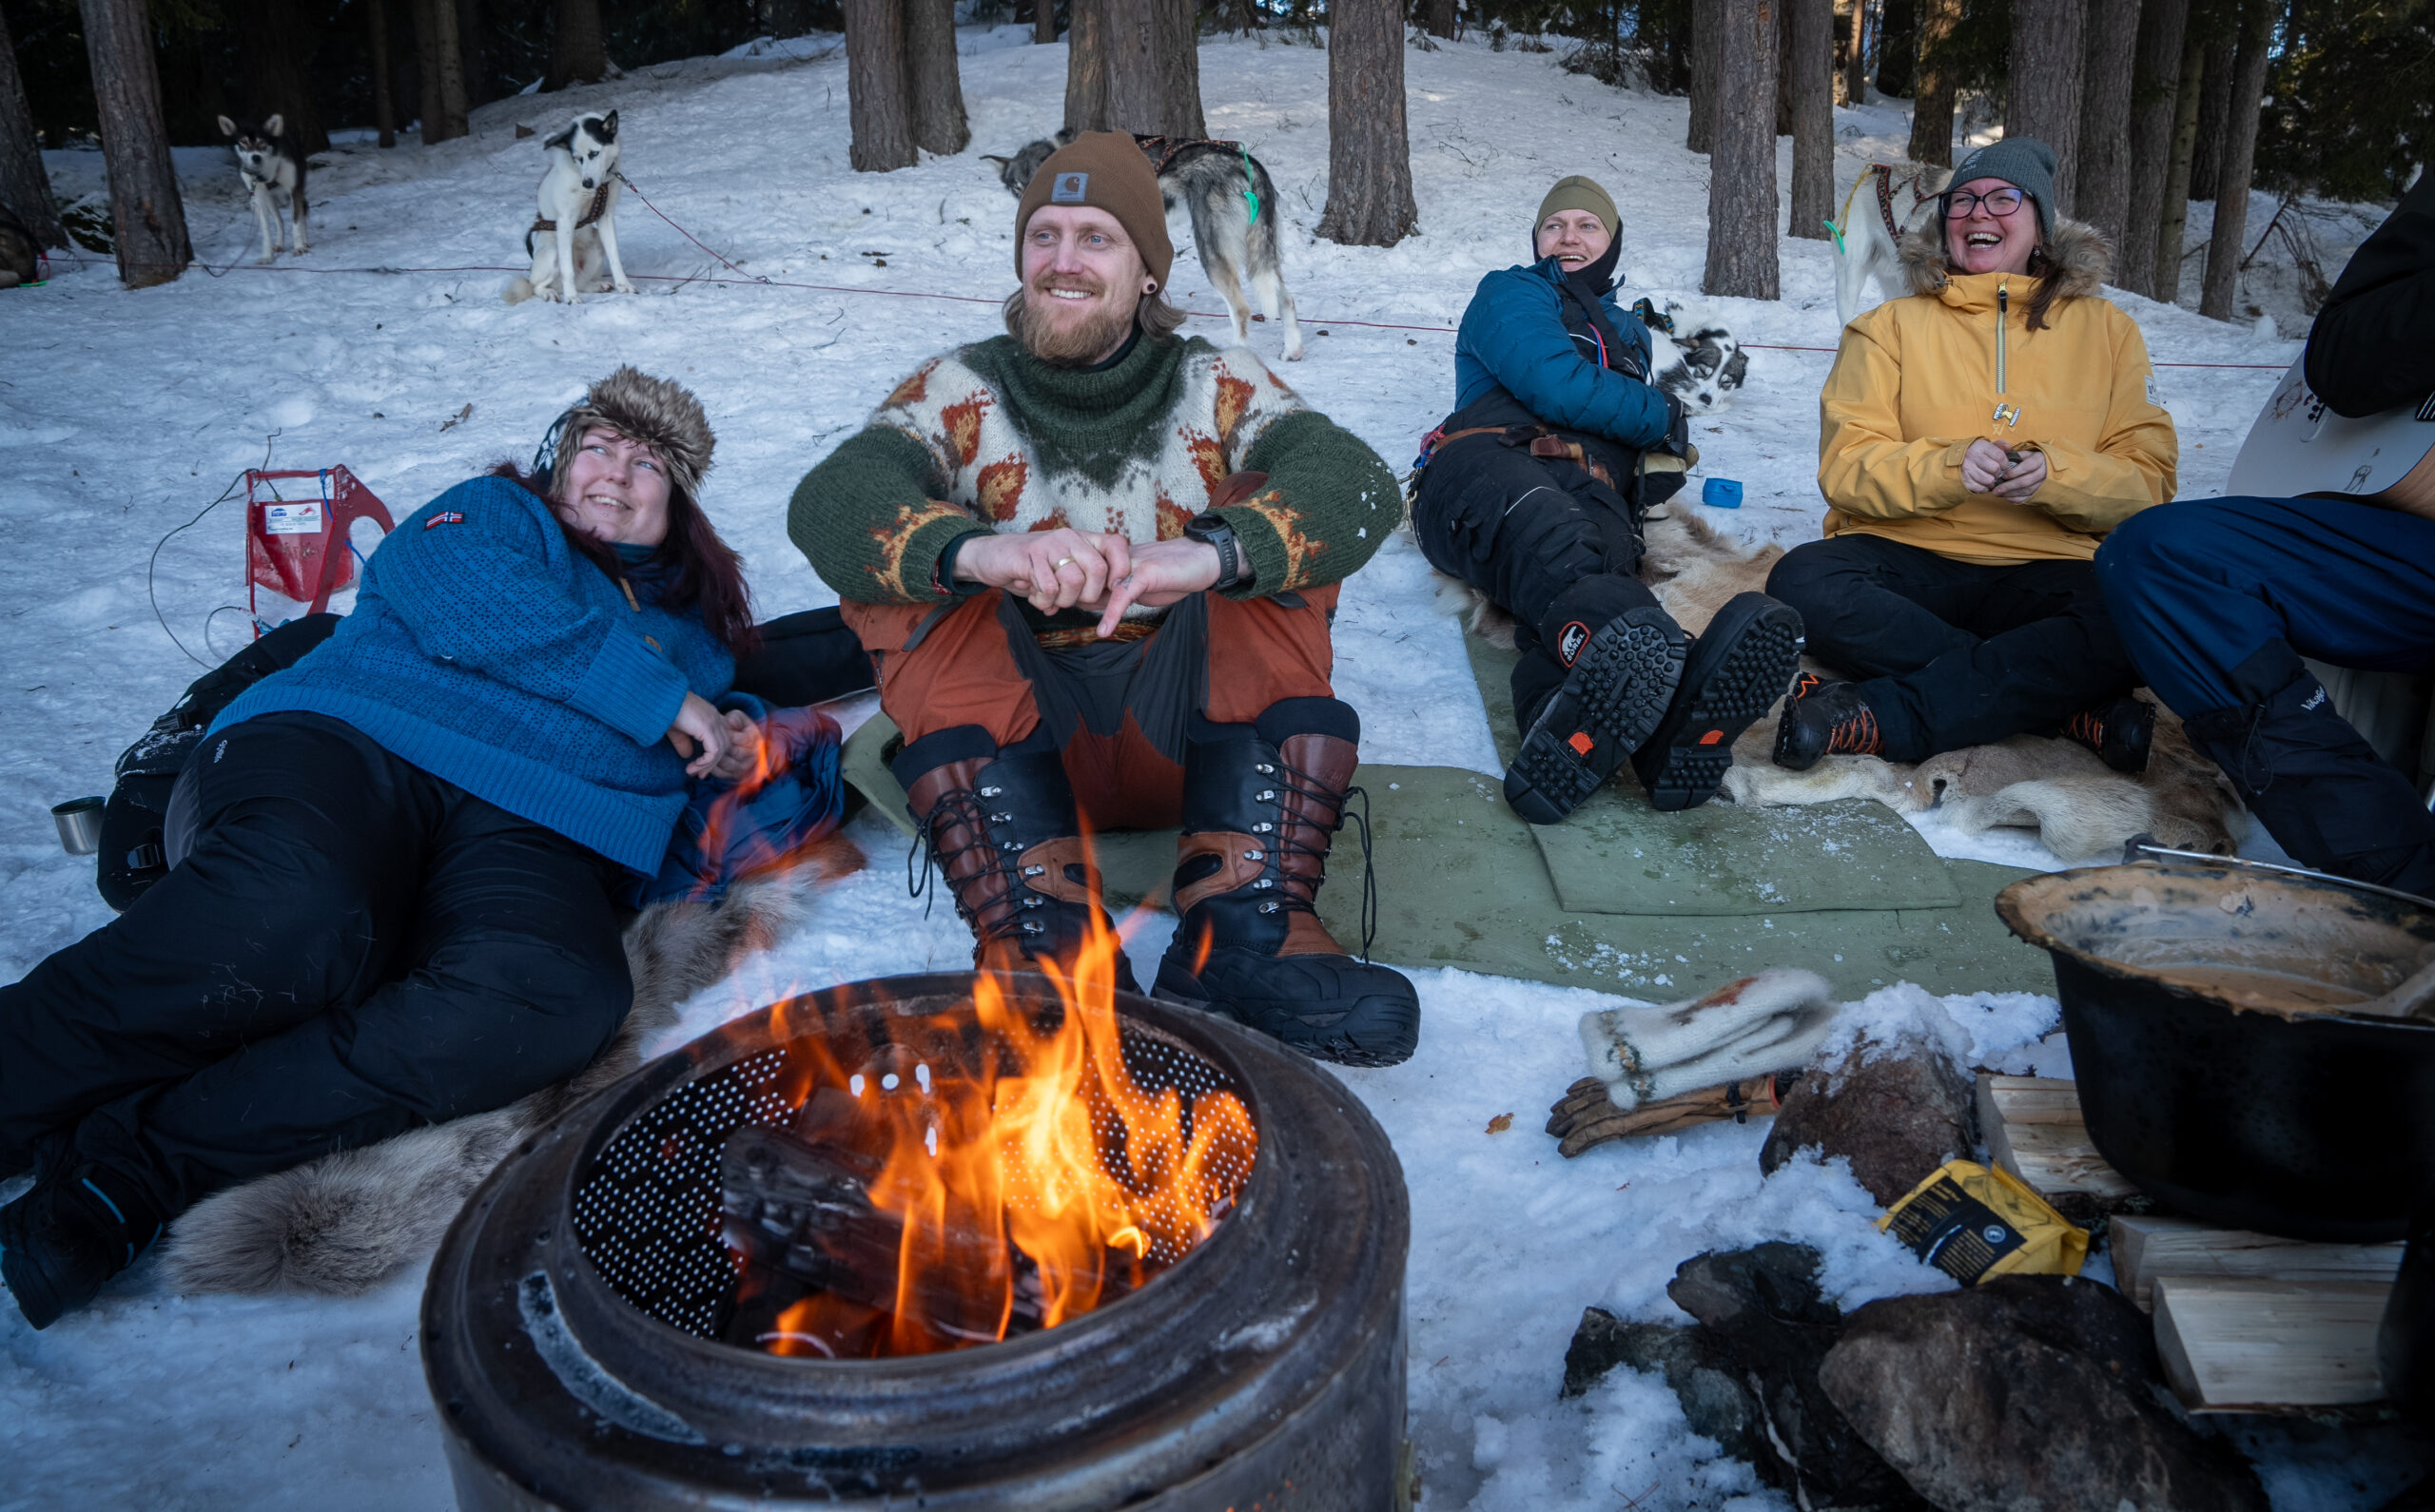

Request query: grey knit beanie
[{"left": 1949, "top": 137, "right": 2057, "bottom": 238}]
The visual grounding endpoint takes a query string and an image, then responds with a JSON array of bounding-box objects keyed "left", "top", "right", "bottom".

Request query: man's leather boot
[
  {"left": 1153, "top": 698, "right": 1421, "bottom": 1067},
  {"left": 897, "top": 729, "right": 1140, "bottom": 993}
]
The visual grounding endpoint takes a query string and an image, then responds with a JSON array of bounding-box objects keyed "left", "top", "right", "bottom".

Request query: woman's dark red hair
[{"left": 488, "top": 458, "right": 761, "bottom": 660}]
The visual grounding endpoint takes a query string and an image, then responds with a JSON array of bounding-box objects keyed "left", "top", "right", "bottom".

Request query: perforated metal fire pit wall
[{"left": 419, "top": 972, "right": 1410, "bottom": 1510}]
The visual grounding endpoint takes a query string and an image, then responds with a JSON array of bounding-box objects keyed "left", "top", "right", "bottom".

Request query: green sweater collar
[{"left": 962, "top": 334, "right": 1208, "bottom": 483}]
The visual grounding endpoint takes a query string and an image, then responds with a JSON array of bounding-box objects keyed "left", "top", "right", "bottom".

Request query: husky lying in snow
[
  {"left": 984, "top": 129, "right": 1305, "bottom": 360},
  {"left": 218, "top": 113, "right": 309, "bottom": 263},
  {"left": 1829, "top": 163, "right": 1950, "bottom": 326},
  {"left": 505, "top": 110, "right": 634, "bottom": 306},
  {"left": 1640, "top": 299, "right": 1751, "bottom": 413}
]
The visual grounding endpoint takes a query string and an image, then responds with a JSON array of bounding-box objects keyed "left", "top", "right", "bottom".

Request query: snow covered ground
[{"left": 2, "top": 24, "right": 2416, "bottom": 1510}]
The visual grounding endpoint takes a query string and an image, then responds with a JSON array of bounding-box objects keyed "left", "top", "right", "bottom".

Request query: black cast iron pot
[
  {"left": 1997, "top": 858, "right": 2435, "bottom": 1243},
  {"left": 419, "top": 972, "right": 1411, "bottom": 1510}
]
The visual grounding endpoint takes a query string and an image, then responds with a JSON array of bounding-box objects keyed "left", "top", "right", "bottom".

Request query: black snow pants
[
  {"left": 1765, "top": 533, "right": 2142, "bottom": 763},
  {"left": 0, "top": 711, "right": 633, "bottom": 1222},
  {"left": 1412, "top": 430, "right": 1673, "bottom": 730}
]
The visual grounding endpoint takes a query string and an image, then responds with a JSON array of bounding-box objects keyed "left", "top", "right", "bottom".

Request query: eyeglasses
[{"left": 1944, "top": 187, "right": 2026, "bottom": 219}]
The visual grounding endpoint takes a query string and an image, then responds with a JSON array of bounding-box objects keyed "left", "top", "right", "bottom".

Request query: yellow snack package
[{"left": 1878, "top": 1159, "right": 2089, "bottom": 1285}]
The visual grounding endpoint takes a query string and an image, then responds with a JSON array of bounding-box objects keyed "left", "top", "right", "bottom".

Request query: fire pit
[{"left": 419, "top": 961, "right": 1410, "bottom": 1508}]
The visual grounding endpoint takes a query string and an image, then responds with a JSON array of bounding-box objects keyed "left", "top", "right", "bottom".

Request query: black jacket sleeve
[{"left": 2304, "top": 174, "right": 2435, "bottom": 418}]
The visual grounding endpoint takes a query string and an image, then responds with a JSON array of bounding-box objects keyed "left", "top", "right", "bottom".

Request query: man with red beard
[{"left": 790, "top": 133, "right": 1418, "bottom": 1066}]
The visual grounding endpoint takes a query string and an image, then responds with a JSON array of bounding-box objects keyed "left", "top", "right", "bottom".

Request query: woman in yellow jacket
[{"left": 1767, "top": 138, "right": 2177, "bottom": 773}]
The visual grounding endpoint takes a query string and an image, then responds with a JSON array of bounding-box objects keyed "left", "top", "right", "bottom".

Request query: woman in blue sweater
[
  {"left": 0, "top": 368, "right": 758, "bottom": 1328},
  {"left": 1412, "top": 176, "right": 1802, "bottom": 821}
]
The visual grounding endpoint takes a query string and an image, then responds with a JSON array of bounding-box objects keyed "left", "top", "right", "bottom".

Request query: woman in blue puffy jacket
[
  {"left": 0, "top": 368, "right": 763, "bottom": 1328},
  {"left": 1412, "top": 176, "right": 1801, "bottom": 823}
]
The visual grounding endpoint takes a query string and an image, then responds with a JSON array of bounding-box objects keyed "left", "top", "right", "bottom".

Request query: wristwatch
[{"left": 1182, "top": 514, "right": 1247, "bottom": 592}]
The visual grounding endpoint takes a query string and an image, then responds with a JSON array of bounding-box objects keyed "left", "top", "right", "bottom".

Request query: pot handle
[{"left": 2122, "top": 836, "right": 2435, "bottom": 912}]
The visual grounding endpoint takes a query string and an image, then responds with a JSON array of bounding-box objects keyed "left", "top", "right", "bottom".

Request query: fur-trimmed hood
[
  {"left": 550, "top": 365, "right": 716, "bottom": 503},
  {"left": 1896, "top": 215, "right": 2113, "bottom": 301}
]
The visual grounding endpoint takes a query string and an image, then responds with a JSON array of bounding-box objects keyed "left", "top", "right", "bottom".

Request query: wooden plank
[
  {"left": 2152, "top": 1277, "right": 2390, "bottom": 1412},
  {"left": 1974, "top": 1074, "right": 2141, "bottom": 1204},
  {"left": 2113, "top": 1215, "right": 2403, "bottom": 1312}
]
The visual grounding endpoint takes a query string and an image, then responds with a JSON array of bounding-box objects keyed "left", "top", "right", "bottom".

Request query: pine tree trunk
[
  {"left": 1315, "top": 0, "right": 1417, "bottom": 247},
  {"left": 906, "top": 0, "right": 969, "bottom": 155},
  {"left": 1776, "top": 0, "right": 1795, "bottom": 137},
  {"left": 1704, "top": 0, "right": 1781, "bottom": 298},
  {"left": 1102, "top": 0, "right": 1203, "bottom": 138},
  {"left": 367, "top": 0, "right": 398, "bottom": 148},
  {"left": 2188, "top": 35, "right": 2233, "bottom": 200},
  {"left": 1688, "top": 0, "right": 1720, "bottom": 152},
  {"left": 427, "top": 0, "right": 470, "bottom": 142},
  {"left": 2153, "top": 32, "right": 2205, "bottom": 302},
  {"left": 0, "top": 0, "right": 67, "bottom": 246},
  {"left": 2199, "top": 0, "right": 2276, "bottom": 320},
  {"left": 412, "top": 0, "right": 441, "bottom": 135},
  {"left": 545, "top": 0, "right": 610, "bottom": 92},
  {"left": 1064, "top": 0, "right": 1110, "bottom": 135},
  {"left": 1876, "top": 0, "right": 1917, "bottom": 95},
  {"left": 1906, "top": 0, "right": 1959, "bottom": 165},
  {"left": 1831, "top": 0, "right": 1854, "bottom": 104},
  {"left": 1843, "top": 0, "right": 1873, "bottom": 104},
  {"left": 842, "top": 0, "right": 916, "bottom": 171},
  {"left": 2075, "top": 0, "right": 2139, "bottom": 261},
  {"left": 1036, "top": 0, "right": 1057, "bottom": 44},
  {"left": 2118, "top": 0, "right": 2188, "bottom": 297},
  {"left": 77, "top": 0, "right": 190, "bottom": 285},
  {"left": 1789, "top": 0, "right": 1835, "bottom": 241},
  {"left": 1422, "top": 0, "right": 1456, "bottom": 40},
  {"left": 227, "top": 0, "right": 329, "bottom": 153},
  {"left": 2006, "top": 0, "right": 2084, "bottom": 215}
]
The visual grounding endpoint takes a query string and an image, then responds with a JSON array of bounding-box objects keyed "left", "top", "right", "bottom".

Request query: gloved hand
[{"left": 1576, "top": 968, "right": 1837, "bottom": 1111}]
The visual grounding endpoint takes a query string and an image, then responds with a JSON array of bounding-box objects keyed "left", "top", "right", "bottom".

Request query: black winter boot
[
  {"left": 1772, "top": 674, "right": 1884, "bottom": 770},
  {"left": 2062, "top": 696, "right": 2155, "bottom": 774},
  {"left": 1504, "top": 606, "right": 1688, "bottom": 824},
  {"left": 896, "top": 730, "right": 1140, "bottom": 994},
  {"left": 2181, "top": 654, "right": 2435, "bottom": 898},
  {"left": 0, "top": 1162, "right": 162, "bottom": 1329},
  {"left": 1629, "top": 593, "right": 1805, "bottom": 809},
  {"left": 1155, "top": 699, "right": 1421, "bottom": 1067}
]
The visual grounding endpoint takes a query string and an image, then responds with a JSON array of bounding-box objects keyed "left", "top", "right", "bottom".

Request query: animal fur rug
[
  {"left": 1438, "top": 507, "right": 2243, "bottom": 862},
  {"left": 160, "top": 835, "right": 863, "bottom": 1296}
]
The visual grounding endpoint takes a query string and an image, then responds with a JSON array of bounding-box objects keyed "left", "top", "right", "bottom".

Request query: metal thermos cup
[{"left": 52, "top": 796, "right": 106, "bottom": 856}]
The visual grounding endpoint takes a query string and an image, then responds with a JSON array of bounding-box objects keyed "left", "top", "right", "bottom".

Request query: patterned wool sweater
[{"left": 790, "top": 333, "right": 1398, "bottom": 624}]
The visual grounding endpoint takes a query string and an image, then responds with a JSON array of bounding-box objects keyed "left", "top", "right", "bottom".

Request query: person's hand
[
  {"left": 1090, "top": 537, "right": 1230, "bottom": 637},
  {"left": 1991, "top": 447, "right": 2047, "bottom": 501},
  {"left": 666, "top": 691, "right": 732, "bottom": 779},
  {"left": 954, "top": 528, "right": 1133, "bottom": 616},
  {"left": 1959, "top": 437, "right": 2014, "bottom": 493},
  {"left": 710, "top": 708, "right": 763, "bottom": 783}
]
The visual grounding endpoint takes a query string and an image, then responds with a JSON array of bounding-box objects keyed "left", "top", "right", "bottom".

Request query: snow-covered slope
[{"left": 4, "top": 26, "right": 2409, "bottom": 1511}]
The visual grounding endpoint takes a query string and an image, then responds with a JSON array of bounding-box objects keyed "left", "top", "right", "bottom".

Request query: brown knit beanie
[{"left": 1013, "top": 131, "right": 1174, "bottom": 292}]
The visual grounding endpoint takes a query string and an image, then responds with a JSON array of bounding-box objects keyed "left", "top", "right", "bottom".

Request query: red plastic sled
[{"left": 246, "top": 466, "right": 396, "bottom": 636}]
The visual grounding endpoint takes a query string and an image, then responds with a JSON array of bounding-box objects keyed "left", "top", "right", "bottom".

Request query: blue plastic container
[{"left": 1702, "top": 477, "right": 1744, "bottom": 509}]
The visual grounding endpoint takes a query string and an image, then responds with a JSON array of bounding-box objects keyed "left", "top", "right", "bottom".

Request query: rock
[
  {"left": 1818, "top": 1274, "right": 2271, "bottom": 1512},
  {"left": 1560, "top": 1307, "right": 1764, "bottom": 1465},
  {"left": 1761, "top": 1039, "right": 1975, "bottom": 1206},
  {"left": 1666, "top": 1244, "right": 1931, "bottom": 1509}
]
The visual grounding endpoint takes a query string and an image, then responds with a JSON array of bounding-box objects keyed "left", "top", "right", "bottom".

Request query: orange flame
[{"left": 740, "top": 900, "right": 1256, "bottom": 1357}]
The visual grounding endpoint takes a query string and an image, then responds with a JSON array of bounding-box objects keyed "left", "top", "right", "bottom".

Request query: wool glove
[
  {"left": 1547, "top": 1073, "right": 1787, "bottom": 1158},
  {"left": 1576, "top": 969, "right": 1837, "bottom": 1111}
]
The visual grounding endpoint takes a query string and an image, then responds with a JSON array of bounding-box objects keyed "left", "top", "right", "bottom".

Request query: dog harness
[
  {"left": 1131, "top": 132, "right": 1261, "bottom": 224},
  {"left": 1825, "top": 164, "right": 1926, "bottom": 254},
  {"left": 530, "top": 180, "right": 614, "bottom": 239}
]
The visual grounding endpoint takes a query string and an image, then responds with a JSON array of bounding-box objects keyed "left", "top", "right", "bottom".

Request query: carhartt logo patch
[
  {"left": 1050, "top": 171, "right": 1089, "bottom": 204},
  {"left": 1557, "top": 621, "right": 1590, "bottom": 665}
]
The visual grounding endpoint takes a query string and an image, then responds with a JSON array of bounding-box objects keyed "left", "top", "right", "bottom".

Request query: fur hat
[
  {"left": 1012, "top": 130, "right": 1174, "bottom": 291},
  {"left": 544, "top": 366, "right": 715, "bottom": 503},
  {"left": 1948, "top": 137, "right": 2057, "bottom": 239}
]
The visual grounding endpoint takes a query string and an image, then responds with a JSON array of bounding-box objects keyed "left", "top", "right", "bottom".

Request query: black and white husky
[
  {"left": 218, "top": 114, "right": 308, "bottom": 263},
  {"left": 985, "top": 129, "right": 1305, "bottom": 361},
  {"left": 1642, "top": 299, "right": 1751, "bottom": 414},
  {"left": 504, "top": 110, "right": 633, "bottom": 306}
]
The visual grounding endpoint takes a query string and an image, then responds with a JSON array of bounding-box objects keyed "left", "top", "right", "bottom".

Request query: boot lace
[
  {"left": 2063, "top": 708, "right": 2107, "bottom": 751},
  {"left": 1822, "top": 701, "right": 1880, "bottom": 757},
  {"left": 905, "top": 781, "right": 1037, "bottom": 944},
  {"left": 1264, "top": 755, "right": 1381, "bottom": 962}
]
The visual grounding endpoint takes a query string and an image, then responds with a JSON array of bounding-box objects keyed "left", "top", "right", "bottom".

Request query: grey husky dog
[
  {"left": 218, "top": 113, "right": 309, "bottom": 263},
  {"left": 505, "top": 110, "right": 634, "bottom": 305},
  {"left": 985, "top": 129, "right": 1305, "bottom": 360}
]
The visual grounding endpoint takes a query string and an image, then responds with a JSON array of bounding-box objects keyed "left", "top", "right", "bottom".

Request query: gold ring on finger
[{"left": 1053, "top": 556, "right": 1077, "bottom": 569}]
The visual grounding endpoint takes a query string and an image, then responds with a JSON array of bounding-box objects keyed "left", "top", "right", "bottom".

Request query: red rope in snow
[{"left": 28, "top": 251, "right": 2294, "bottom": 367}]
